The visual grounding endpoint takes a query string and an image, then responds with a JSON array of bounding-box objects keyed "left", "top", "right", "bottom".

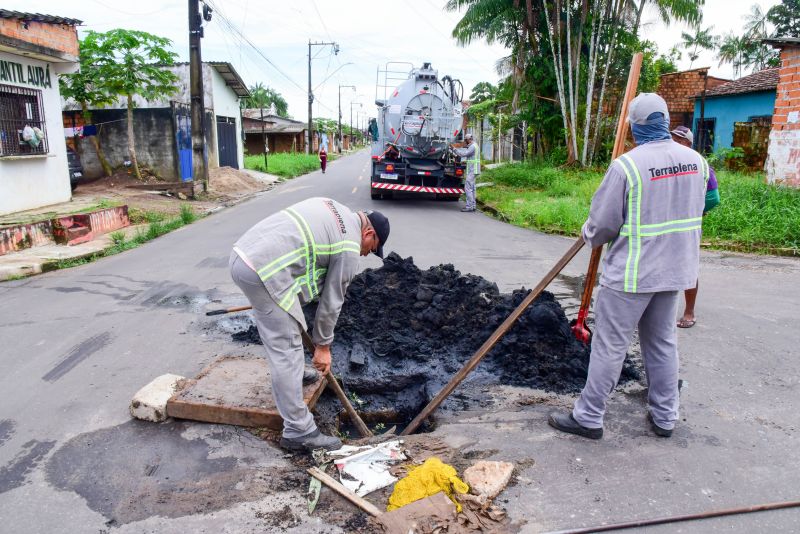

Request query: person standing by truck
[
  {"left": 229, "top": 197, "right": 390, "bottom": 452},
  {"left": 452, "top": 133, "right": 480, "bottom": 212}
]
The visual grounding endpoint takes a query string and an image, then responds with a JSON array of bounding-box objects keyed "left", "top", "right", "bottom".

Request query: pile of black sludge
[{"left": 233, "top": 253, "right": 640, "bottom": 428}]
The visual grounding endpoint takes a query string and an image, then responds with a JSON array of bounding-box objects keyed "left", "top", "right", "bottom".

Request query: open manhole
[{"left": 229, "top": 253, "right": 640, "bottom": 434}]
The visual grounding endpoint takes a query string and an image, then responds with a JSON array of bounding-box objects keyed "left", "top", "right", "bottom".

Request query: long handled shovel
[{"left": 571, "top": 52, "right": 643, "bottom": 344}]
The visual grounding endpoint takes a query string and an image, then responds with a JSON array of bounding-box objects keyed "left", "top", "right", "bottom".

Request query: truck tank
[{"left": 370, "top": 62, "right": 466, "bottom": 200}]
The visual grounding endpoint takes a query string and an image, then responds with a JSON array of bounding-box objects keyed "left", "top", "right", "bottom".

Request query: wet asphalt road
[{"left": 1, "top": 150, "right": 800, "bottom": 533}]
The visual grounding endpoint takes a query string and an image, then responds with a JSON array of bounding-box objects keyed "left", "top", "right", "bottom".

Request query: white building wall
[
  {"left": 0, "top": 50, "right": 73, "bottom": 215},
  {"left": 209, "top": 67, "right": 244, "bottom": 169}
]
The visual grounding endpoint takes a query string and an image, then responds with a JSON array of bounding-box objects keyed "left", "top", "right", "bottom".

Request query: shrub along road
[{"left": 0, "top": 150, "right": 798, "bottom": 532}]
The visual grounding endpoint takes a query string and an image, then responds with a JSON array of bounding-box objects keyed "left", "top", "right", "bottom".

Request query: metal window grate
[{"left": 0, "top": 84, "right": 49, "bottom": 156}]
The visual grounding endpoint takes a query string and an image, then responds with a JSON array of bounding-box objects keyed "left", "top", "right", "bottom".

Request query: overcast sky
[{"left": 8, "top": 0, "right": 781, "bottom": 122}]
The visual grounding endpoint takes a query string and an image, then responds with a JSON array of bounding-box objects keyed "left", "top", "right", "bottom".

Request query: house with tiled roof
[{"left": 691, "top": 68, "right": 779, "bottom": 157}]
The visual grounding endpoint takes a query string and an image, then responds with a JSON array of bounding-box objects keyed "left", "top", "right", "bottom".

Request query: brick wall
[
  {"left": 0, "top": 18, "right": 78, "bottom": 58},
  {"left": 658, "top": 69, "right": 729, "bottom": 131},
  {"left": 766, "top": 46, "right": 800, "bottom": 187}
]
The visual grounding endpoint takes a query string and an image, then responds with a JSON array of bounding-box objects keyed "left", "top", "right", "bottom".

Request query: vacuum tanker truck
[{"left": 370, "top": 62, "right": 466, "bottom": 200}]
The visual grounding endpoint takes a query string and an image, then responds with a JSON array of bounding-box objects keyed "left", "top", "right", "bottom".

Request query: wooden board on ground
[{"left": 166, "top": 355, "right": 326, "bottom": 429}]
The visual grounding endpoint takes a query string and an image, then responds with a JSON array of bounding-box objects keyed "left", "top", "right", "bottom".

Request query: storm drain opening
[{"left": 230, "top": 253, "right": 641, "bottom": 435}]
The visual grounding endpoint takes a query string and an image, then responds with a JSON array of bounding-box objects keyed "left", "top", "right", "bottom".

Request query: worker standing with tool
[
  {"left": 229, "top": 197, "right": 389, "bottom": 451},
  {"left": 452, "top": 133, "right": 480, "bottom": 212},
  {"left": 548, "top": 94, "right": 709, "bottom": 440}
]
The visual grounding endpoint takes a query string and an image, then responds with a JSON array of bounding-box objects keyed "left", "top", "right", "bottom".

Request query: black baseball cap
[{"left": 365, "top": 210, "right": 390, "bottom": 258}]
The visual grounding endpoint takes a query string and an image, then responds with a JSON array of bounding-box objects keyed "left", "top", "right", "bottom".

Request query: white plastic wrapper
[{"left": 331, "top": 440, "right": 406, "bottom": 497}]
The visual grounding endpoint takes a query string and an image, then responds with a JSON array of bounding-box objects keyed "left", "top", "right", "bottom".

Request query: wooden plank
[
  {"left": 166, "top": 355, "right": 326, "bottom": 429},
  {"left": 307, "top": 467, "right": 383, "bottom": 517}
]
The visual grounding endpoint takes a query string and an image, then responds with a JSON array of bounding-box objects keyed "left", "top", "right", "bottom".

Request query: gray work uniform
[
  {"left": 454, "top": 142, "right": 480, "bottom": 210},
  {"left": 573, "top": 139, "right": 709, "bottom": 430},
  {"left": 230, "top": 197, "right": 362, "bottom": 438}
]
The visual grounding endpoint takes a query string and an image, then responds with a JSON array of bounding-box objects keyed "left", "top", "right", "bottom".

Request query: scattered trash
[
  {"left": 387, "top": 457, "right": 470, "bottom": 512},
  {"left": 329, "top": 440, "right": 406, "bottom": 497},
  {"left": 463, "top": 460, "right": 515, "bottom": 500}
]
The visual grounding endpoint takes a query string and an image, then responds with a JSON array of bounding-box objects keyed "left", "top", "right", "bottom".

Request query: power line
[
  {"left": 206, "top": 0, "right": 306, "bottom": 95},
  {"left": 309, "top": 0, "right": 333, "bottom": 42}
]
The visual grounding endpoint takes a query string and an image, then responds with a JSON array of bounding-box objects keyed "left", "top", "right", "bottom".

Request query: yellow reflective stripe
[
  {"left": 621, "top": 216, "right": 703, "bottom": 233},
  {"left": 315, "top": 240, "right": 360, "bottom": 250},
  {"left": 620, "top": 225, "right": 702, "bottom": 237},
  {"left": 316, "top": 244, "right": 360, "bottom": 255},
  {"left": 616, "top": 156, "right": 637, "bottom": 293},
  {"left": 640, "top": 225, "right": 701, "bottom": 237},
  {"left": 279, "top": 280, "right": 301, "bottom": 311},
  {"left": 257, "top": 248, "right": 305, "bottom": 280},
  {"left": 285, "top": 208, "right": 315, "bottom": 296}
]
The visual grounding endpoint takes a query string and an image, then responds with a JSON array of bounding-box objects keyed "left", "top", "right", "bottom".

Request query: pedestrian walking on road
[
  {"left": 452, "top": 133, "right": 480, "bottom": 212},
  {"left": 230, "top": 197, "right": 390, "bottom": 452},
  {"left": 319, "top": 147, "right": 328, "bottom": 173},
  {"left": 548, "top": 94, "right": 710, "bottom": 440},
  {"left": 670, "top": 125, "right": 721, "bottom": 329}
]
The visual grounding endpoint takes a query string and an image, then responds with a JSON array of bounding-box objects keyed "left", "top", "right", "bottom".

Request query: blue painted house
[{"left": 693, "top": 68, "right": 779, "bottom": 153}]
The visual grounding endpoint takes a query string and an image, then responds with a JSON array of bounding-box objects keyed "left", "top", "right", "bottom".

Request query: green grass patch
[
  {"left": 702, "top": 172, "right": 800, "bottom": 252},
  {"left": 179, "top": 204, "right": 196, "bottom": 224},
  {"left": 478, "top": 162, "right": 800, "bottom": 254},
  {"left": 244, "top": 153, "right": 335, "bottom": 178}
]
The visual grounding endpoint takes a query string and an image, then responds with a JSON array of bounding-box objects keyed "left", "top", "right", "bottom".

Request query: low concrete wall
[
  {"left": 0, "top": 205, "right": 129, "bottom": 254},
  {"left": 63, "top": 109, "right": 216, "bottom": 181},
  {"left": 0, "top": 220, "right": 54, "bottom": 256}
]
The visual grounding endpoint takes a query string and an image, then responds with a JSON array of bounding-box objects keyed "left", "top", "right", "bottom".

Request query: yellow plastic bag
[{"left": 387, "top": 457, "right": 470, "bottom": 512}]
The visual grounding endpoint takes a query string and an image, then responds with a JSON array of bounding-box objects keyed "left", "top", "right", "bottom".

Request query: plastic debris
[
  {"left": 331, "top": 440, "right": 406, "bottom": 497},
  {"left": 387, "top": 457, "right": 470, "bottom": 512}
]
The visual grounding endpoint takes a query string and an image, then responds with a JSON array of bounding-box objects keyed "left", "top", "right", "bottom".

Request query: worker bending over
[
  {"left": 549, "top": 93, "right": 709, "bottom": 439},
  {"left": 230, "top": 197, "right": 390, "bottom": 451}
]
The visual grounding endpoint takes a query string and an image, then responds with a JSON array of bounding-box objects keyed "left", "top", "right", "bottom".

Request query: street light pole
[
  {"left": 307, "top": 40, "right": 339, "bottom": 154},
  {"left": 350, "top": 101, "right": 361, "bottom": 149},
  {"left": 338, "top": 84, "right": 355, "bottom": 154}
]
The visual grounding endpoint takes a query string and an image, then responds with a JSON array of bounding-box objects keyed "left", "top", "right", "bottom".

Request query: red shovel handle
[{"left": 572, "top": 247, "right": 602, "bottom": 343}]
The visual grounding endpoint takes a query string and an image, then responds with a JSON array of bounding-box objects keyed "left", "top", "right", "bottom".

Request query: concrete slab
[
  {"left": 166, "top": 355, "right": 327, "bottom": 430},
  {"left": 130, "top": 374, "right": 187, "bottom": 422}
]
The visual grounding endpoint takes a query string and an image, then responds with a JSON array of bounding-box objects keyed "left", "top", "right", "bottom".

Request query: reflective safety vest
[
  {"left": 234, "top": 197, "right": 362, "bottom": 344},
  {"left": 584, "top": 139, "right": 709, "bottom": 293},
  {"left": 456, "top": 143, "right": 480, "bottom": 176}
]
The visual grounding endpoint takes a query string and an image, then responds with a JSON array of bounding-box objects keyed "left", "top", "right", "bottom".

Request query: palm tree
[
  {"left": 681, "top": 26, "right": 718, "bottom": 68},
  {"left": 717, "top": 33, "right": 747, "bottom": 78},
  {"left": 631, "top": 0, "right": 703, "bottom": 33}
]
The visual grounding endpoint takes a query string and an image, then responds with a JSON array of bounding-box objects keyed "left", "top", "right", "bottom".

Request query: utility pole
[
  {"left": 350, "top": 101, "right": 360, "bottom": 150},
  {"left": 698, "top": 69, "right": 708, "bottom": 154},
  {"left": 338, "top": 84, "right": 355, "bottom": 153},
  {"left": 307, "top": 40, "right": 339, "bottom": 154},
  {"left": 260, "top": 105, "right": 267, "bottom": 170},
  {"left": 189, "top": 0, "right": 211, "bottom": 192}
]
